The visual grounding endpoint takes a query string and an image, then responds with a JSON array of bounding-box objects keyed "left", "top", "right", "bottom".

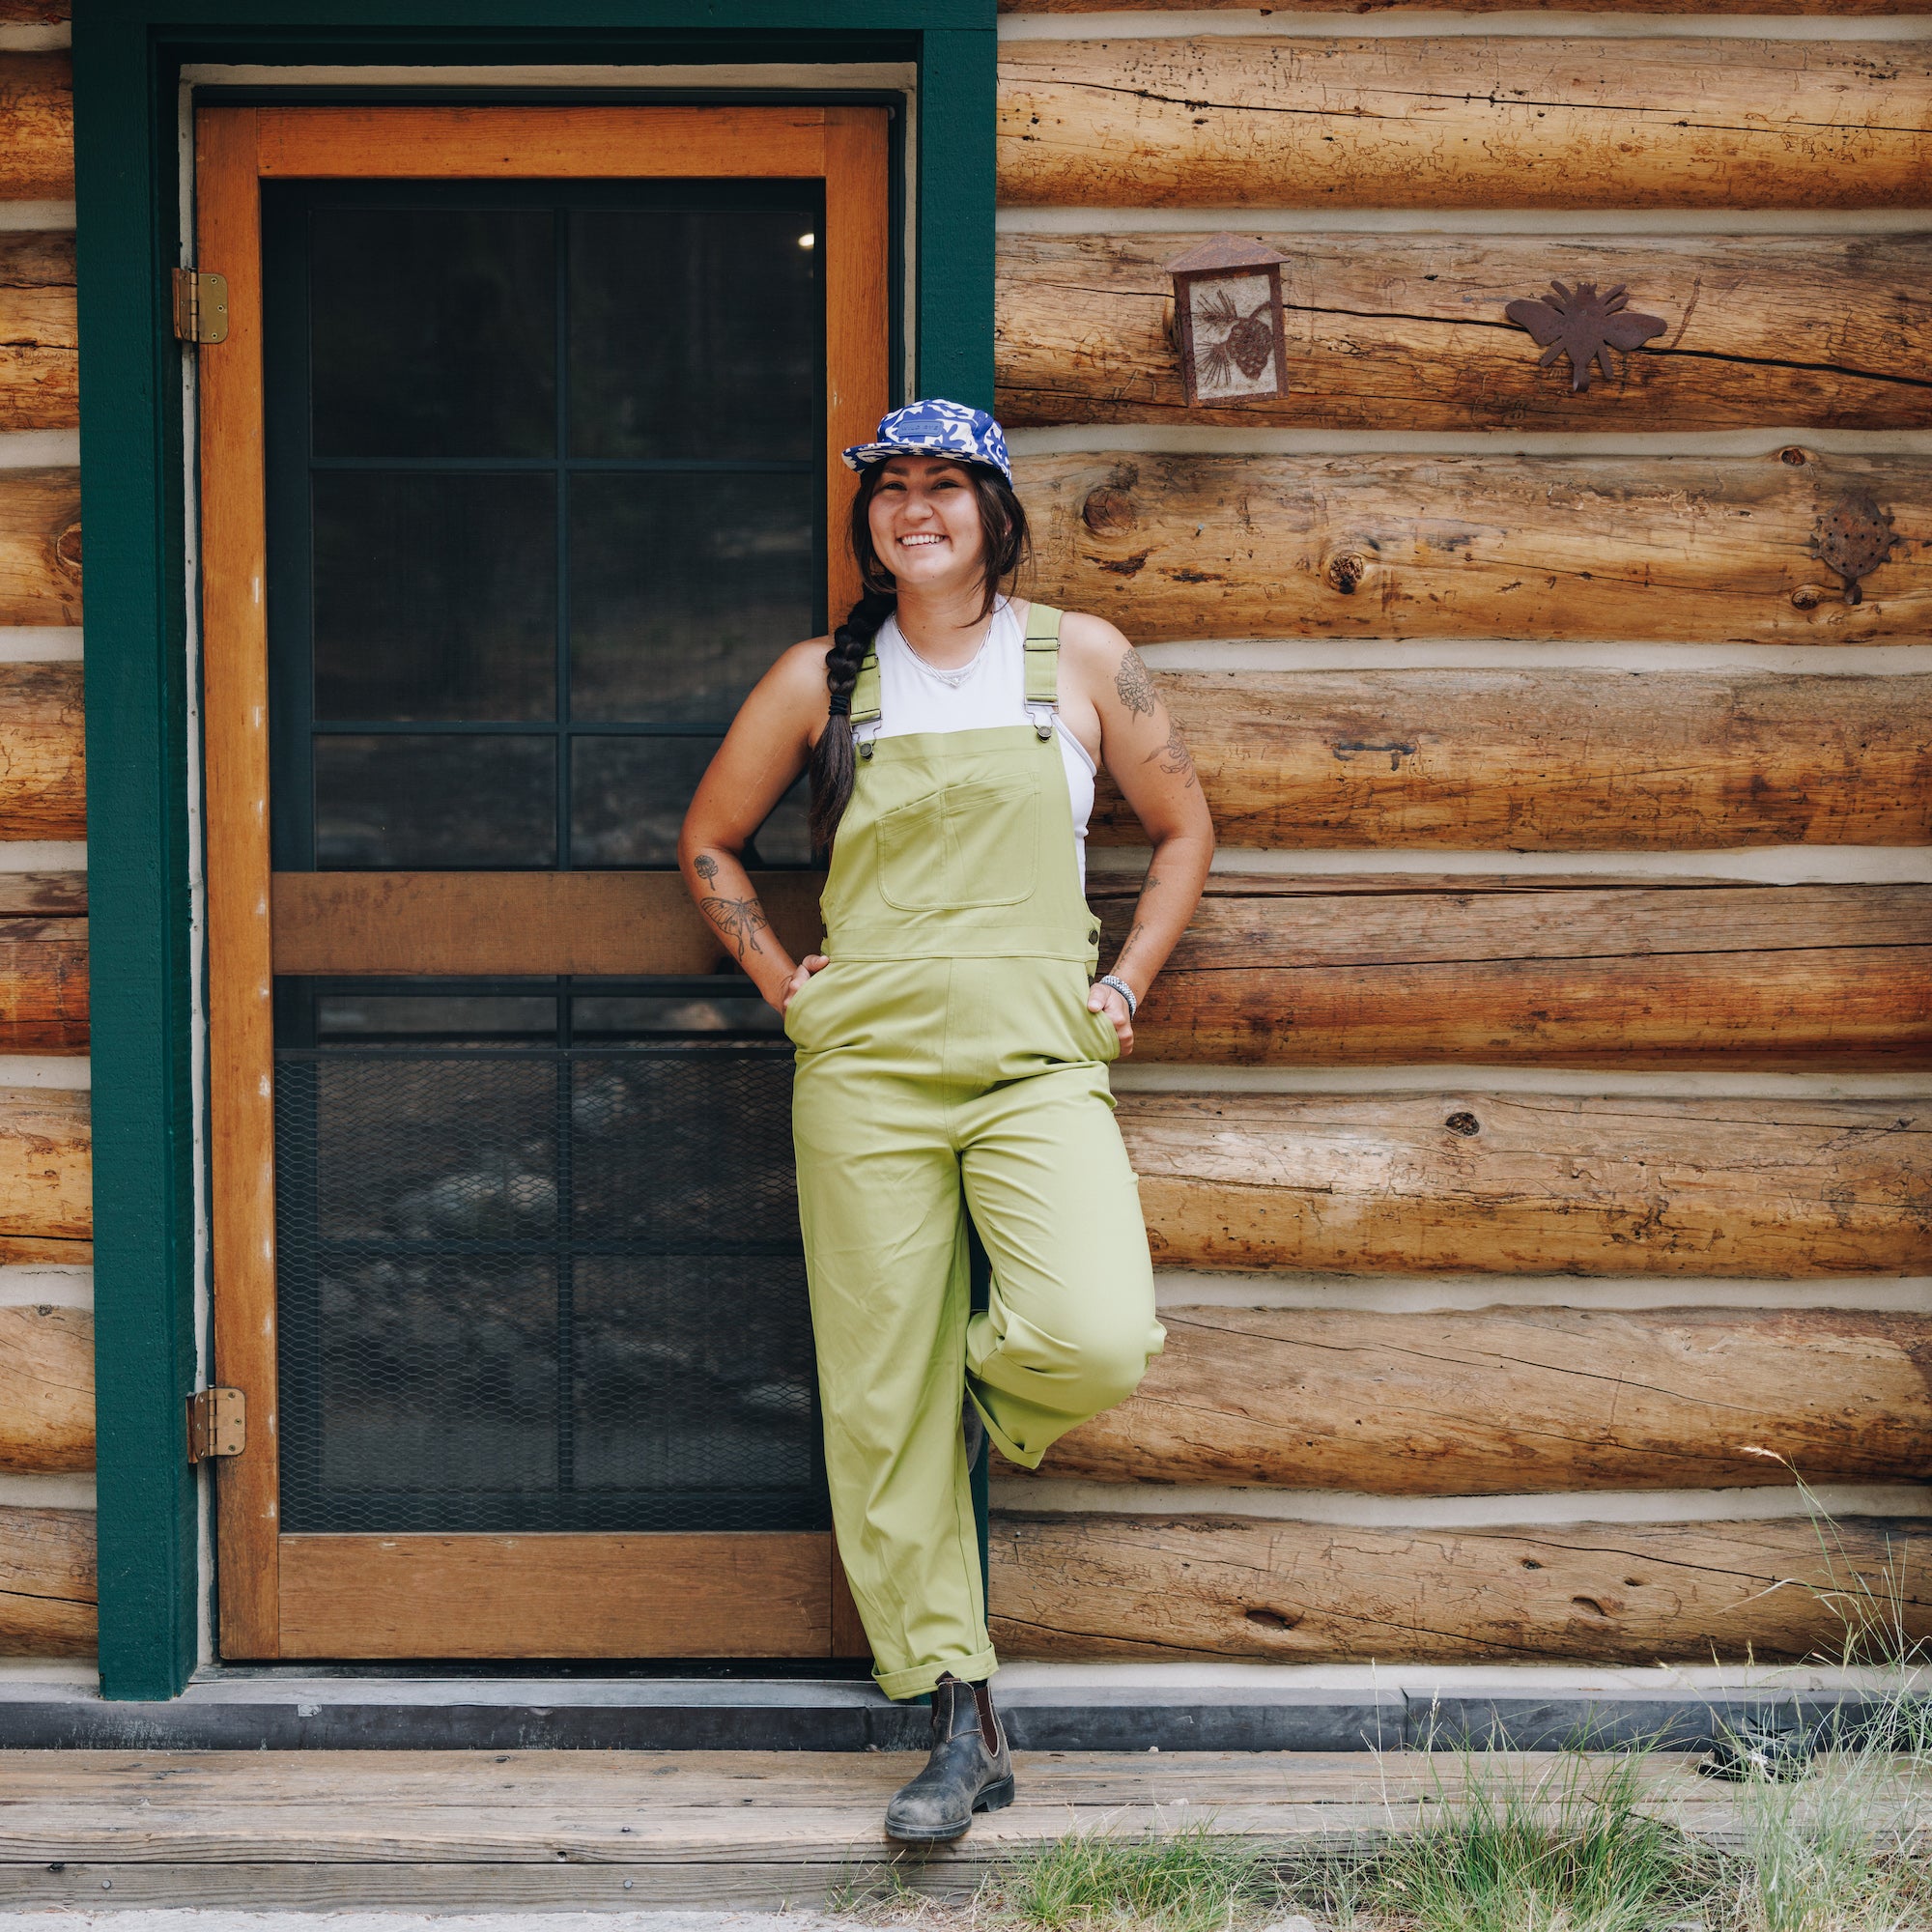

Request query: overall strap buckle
[
  {"left": 851, "top": 648, "right": 883, "bottom": 758},
  {"left": 1023, "top": 602, "right": 1061, "bottom": 740}
]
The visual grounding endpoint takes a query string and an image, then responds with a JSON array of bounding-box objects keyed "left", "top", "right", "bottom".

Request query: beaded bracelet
[{"left": 1096, "top": 973, "right": 1138, "bottom": 1018}]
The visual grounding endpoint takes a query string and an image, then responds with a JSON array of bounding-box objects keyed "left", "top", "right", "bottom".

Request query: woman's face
[{"left": 867, "top": 454, "right": 986, "bottom": 594}]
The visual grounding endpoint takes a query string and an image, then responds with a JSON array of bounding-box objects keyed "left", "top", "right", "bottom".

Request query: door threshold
[{"left": 0, "top": 1669, "right": 1896, "bottom": 1753}]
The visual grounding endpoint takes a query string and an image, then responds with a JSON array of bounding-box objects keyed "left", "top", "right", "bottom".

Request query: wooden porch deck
[{"left": 0, "top": 1747, "right": 1885, "bottom": 1912}]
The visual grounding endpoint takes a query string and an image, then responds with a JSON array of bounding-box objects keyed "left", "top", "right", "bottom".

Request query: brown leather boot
[{"left": 884, "top": 1674, "right": 1014, "bottom": 1841}]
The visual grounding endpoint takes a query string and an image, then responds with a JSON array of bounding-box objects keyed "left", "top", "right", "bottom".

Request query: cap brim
[{"left": 841, "top": 439, "right": 1009, "bottom": 480}]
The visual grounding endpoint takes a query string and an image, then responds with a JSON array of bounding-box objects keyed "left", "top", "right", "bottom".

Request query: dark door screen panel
[
  {"left": 266, "top": 179, "right": 824, "bottom": 875},
  {"left": 273, "top": 986, "right": 822, "bottom": 1535},
  {"left": 263, "top": 180, "right": 829, "bottom": 1543}
]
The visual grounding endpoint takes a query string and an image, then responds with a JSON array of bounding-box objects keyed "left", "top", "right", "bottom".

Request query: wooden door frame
[
  {"left": 74, "top": 2, "right": 990, "bottom": 1701},
  {"left": 198, "top": 101, "right": 887, "bottom": 1661}
]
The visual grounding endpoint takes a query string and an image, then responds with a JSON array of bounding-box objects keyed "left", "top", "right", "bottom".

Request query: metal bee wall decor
[
  {"left": 1504, "top": 280, "right": 1668, "bottom": 393},
  {"left": 1166, "top": 234, "right": 1291, "bottom": 408}
]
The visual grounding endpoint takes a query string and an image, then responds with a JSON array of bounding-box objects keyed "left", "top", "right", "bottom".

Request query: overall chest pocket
[{"left": 878, "top": 777, "right": 1039, "bottom": 913}]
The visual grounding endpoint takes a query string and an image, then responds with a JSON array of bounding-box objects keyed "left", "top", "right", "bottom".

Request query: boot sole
[{"left": 885, "top": 1775, "right": 1017, "bottom": 1843}]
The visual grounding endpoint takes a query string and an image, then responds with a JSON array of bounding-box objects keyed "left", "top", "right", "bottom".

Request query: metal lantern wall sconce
[{"left": 1166, "top": 234, "right": 1291, "bottom": 408}]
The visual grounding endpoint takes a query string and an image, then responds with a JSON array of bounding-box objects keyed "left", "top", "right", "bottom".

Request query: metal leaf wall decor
[
  {"left": 1504, "top": 280, "right": 1668, "bottom": 393},
  {"left": 1812, "top": 490, "right": 1897, "bottom": 606}
]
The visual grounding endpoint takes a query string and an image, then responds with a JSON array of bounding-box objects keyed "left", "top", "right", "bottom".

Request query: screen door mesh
[{"left": 273, "top": 1034, "right": 827, "bottom": 1534}]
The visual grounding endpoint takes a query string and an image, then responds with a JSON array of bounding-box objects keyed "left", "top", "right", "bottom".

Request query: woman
[{"left": 679, "top": 400, "right": 1212, "bottom": 1840}]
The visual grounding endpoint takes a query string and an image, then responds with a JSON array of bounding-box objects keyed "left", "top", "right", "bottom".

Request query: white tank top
[{"left": 867, "top": 599, "right": 1096, "bottom": 889}]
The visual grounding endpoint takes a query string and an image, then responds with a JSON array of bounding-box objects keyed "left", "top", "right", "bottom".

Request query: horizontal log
[
  {"left": 1098, "top": 880, "right": 1931, "bottom": 1067},
  {"left": 0, "top": 56, "right": 71, "bottom": 202},
  {"left": 1117, "top": 1091, "right": 1928, "bottom": 1276},
  {"left": 1020, "top": 450, "right": 1928, "bottom": 643},
  {"left": 0, "top": 663, "right": 81, "bottom": 838},
  {"left": 0, "top": 916, "right": 85, "bottom": 1051},
  {"left": 0, "top": 1302, "right": 89, "bottom": 1474},
  {"left": 997, "top": 39, "right": 1932, "bottom": 210},
  {"left": 997, "top": 233, "right": 1932, "bottom": 433},
  {"left": 1024, "top": 1307, "right": 1932, "bottom": 1493},
  {"left": 1092, "top": 670, "right": 1932, "bottom": 850},
  {"left": 0, "top": 1505, "right": 93, "bottom": 1658},
  {"left": 0, "top": 232, "right": 74, "bottom": 435},
  {"left": 0, "top": 1089, "right": 90, "bottom": 1248},
  {"left": 989, "top": 1513, "right": 1931, "bottom": 1664},
  {"left": 0, "top": 469, "right": 78, "bottom": 627},
  {"left": 0, "top": 871, "right": 82, "bottom": 916}
]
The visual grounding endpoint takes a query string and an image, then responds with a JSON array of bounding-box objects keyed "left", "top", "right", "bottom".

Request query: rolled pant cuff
[{"left": 874, "top": 1645, "right": 1000, "bottom": 1702}]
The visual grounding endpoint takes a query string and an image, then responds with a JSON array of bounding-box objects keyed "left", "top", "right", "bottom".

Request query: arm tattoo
[
  {"left": 1114, "top": 647, "right": 1156, "bottom": 719},
  {"left": 1119, "top": 920, "right": 1148, "bottom": 964},
  {"left": 693, "top": 852, "right": 719, "bottom": 885},
  {"left": 700, "top": 895, "right": 768, "bottom": 960},
  {"left": 1147, "top": 720, "right": 1198, "bottom": 787}
]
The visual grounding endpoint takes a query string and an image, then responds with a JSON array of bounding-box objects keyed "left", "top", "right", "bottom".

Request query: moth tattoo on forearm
[
  {"left": 702, "top": 895, "right": 768, "bottom": 959},
  {"left": 1115, "top": 648, "right": 1156, "bottom": 719}
]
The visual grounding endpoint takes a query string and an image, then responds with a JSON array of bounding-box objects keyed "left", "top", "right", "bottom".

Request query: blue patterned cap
[{"left": 841, "top": 399, "right": 1012, "bottom": 485}]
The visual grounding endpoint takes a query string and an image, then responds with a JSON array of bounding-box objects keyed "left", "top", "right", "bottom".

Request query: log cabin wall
[
  {"left": 0, "top": 7, "right": 93, "bottom": 1669},
  {"left": 988, "top": 0, "right": 1932, "bottom": 1665},
  {"left": 0, "top": 2, "right": 1928, "bottom": 1677}
]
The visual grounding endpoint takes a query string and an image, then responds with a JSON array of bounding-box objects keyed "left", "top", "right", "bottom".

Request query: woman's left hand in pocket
[{"left": 1088, "top": 981, "right": 1135, "bottom": 1057}]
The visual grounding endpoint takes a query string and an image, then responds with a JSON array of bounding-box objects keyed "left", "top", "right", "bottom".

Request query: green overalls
[{"left": 785, "top": 604, "right": 1165, "bottom": 1699}]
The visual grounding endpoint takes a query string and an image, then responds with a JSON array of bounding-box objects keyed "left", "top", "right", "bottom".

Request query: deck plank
[{"left": 0, "top": 1748, "right": 1917, "bottom": 1909}]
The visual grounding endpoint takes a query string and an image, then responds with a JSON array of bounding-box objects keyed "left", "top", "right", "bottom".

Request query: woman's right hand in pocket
[{"left": 781, "top": 953, "right": 830, "bottom": 1012}]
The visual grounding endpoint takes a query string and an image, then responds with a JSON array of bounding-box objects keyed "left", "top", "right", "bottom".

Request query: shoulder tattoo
[{"left": 1114, "top": 647, "right": 1156, "bottom": 719}]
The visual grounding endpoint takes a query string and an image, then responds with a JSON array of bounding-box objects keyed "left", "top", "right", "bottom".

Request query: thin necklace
[{"left": 897, "top": 604, "right": 1003, "bottom": 687}]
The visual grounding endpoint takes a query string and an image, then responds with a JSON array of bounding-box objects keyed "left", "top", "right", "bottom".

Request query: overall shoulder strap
[
  {"left": 1022, "top": 602, "right": 1061, "bottom": 738},
  {"left": 850, "top": 649, "right": 883, "bottom": 732}
]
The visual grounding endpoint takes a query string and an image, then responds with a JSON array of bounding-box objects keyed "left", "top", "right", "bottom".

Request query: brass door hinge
[
  {"left": 186, "top": 1386, "right": 246, "bottom": 1463},
  {"left": 171, "top": 268, "right": 229, "bottom": 345}
]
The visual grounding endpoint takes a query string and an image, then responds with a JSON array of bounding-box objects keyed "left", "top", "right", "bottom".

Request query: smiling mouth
[{"left": 896, "top": 532, "right": 946, "bottom": 547}]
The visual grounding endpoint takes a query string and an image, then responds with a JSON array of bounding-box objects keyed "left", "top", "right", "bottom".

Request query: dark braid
[
  {"left": 809, "top": 584, "right": 895, "bottom": 849},
  {"left": 810, "top": 458, "right": 1032, "bottom": 848}
]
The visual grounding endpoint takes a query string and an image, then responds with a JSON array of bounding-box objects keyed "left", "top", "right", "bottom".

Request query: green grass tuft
[
  {"left": 1367, "top": 1747, "right": 1694, "bottom": 1932},
  {"left": 985, "top": 1819, "right": 1285, "bottom": 1932}
]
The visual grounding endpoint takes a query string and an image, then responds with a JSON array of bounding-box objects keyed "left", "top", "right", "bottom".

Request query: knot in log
[
  {"left": 1326, "top": 551, "right": 1370, "bottom": 595},
  {"left": 1082, "top": 484, "right": 1138, "bottom": 535}
]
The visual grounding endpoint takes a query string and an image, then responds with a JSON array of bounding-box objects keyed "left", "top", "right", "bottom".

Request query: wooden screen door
[{"left": 198, "top": 104, "right": 887, "bottom": 1660}]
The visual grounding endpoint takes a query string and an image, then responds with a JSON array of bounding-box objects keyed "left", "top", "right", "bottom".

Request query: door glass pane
[
  {"left": 570, "top": 472, "right": 815, "bottom": 724},
  {"left": 570, "top": 739, "right": 810, "bottom": 868},
  {"left": 313, "top": 472, "right": 556, "bottom": 723},
  {"left": 568, "top": 208, "right": 818, "bottom": 461},
  {"left": 311, "top": 206, "right": 556, "bottom": 459},
  {"left": 315, "top": 735, "right": 557, "bottom": 868}
]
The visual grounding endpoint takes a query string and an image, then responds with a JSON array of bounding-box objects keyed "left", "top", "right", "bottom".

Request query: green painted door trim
[{"left": 71, "top": 0, "right": 994, "bottom": 1702}]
